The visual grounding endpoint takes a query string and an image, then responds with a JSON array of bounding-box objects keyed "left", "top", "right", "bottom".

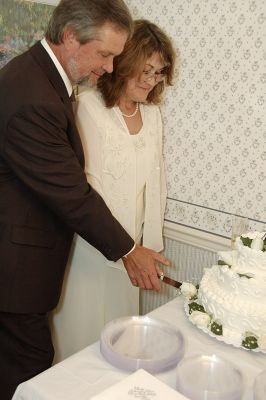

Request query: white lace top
[
  {"left": 76, "top": 89, "right": 166, "bottom": 251},
  {"left": 114, "top": 108, "right": 147, "bottom": 243},
  {"left": 131, "top": 135, "right": 146, "bottom": 243}
]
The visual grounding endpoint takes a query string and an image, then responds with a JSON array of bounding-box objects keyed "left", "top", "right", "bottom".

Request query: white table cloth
[{"left": 12, "top": 296, "right": 266, "bottom": 400}]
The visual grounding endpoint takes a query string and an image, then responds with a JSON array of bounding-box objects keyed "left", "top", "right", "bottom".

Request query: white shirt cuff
[{"left": 123, "top": 243, "right": 136, "bottom": 258}]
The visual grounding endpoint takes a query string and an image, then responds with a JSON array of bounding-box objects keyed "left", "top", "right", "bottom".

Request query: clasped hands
[{"left": 122, "top": 244, "right": 170, "bottom": 291}]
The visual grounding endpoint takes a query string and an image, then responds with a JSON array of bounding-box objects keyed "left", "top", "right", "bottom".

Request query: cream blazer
[{"left": 76, "top": 89, "right": 167, "bottom": 252}]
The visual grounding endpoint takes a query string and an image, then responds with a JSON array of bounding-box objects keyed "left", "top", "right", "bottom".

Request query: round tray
[
  {"left": 176, "top": 354, "right": 243, "bottom": 400},
  {"left": 184, "top": 300, "right": 266, "bottom": 353},
  {"left": 100, "top": 315, "right": 184, "bottom": 373}
]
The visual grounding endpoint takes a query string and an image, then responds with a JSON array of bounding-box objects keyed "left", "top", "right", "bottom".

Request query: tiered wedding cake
[{"left": 181, "top": 231, "right": 266, "bottom": 351}]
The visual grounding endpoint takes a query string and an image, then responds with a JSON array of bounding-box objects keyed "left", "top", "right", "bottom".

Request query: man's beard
[
  {"left": 78, "top": 76, "right": 95, "bottom": 89},
  {"left": 67, "top": 58, "right": 94, "bottom": 89}
]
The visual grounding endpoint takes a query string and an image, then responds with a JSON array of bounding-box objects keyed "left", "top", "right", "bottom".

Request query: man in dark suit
[{"left": 0, "top": 0, "right": 169, "bottom": 398}]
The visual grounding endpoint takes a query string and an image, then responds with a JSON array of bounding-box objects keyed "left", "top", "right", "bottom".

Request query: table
[{"left": 12, "top": 296, "right": 266, "bottom": 400}]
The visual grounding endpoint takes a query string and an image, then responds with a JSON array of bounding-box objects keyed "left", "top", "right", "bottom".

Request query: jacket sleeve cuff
[{"left": 123, "top": 243, "right": 136, "bottom": 258}]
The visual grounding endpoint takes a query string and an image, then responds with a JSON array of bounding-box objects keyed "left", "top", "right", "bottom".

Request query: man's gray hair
[{"left": 45, "top": 0, "right": 133, "bottom": 44}]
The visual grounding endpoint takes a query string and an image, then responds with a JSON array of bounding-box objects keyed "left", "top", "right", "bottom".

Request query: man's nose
[{"left": 103, "top": 59, "right": 113, "bottom": 73}]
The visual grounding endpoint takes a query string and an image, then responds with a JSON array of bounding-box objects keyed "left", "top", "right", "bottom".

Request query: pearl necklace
[{"left": 120, "top": 102, "right": 139, "bottom": 118}]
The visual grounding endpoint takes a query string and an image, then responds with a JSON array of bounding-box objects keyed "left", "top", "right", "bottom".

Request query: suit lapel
[
  {"left": 29, "top": 41, "right": 73, "bottom": 114},
  {"left": 28, "top": 41, "right": 84, "bottom": 168}
]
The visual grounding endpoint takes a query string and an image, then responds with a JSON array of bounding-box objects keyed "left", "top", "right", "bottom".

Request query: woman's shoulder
[
  {"left": 143, "top": 103, "right": 162, "bottom": 119},
  {"left": 143, "top": 102, "right": 160, "bottom": 111},
  {"left": 78, "top": 88, "right": 105, "bottom": 108}
]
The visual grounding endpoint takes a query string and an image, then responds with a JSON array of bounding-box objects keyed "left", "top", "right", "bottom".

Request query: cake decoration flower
[
  {"left": 180, "top": 282, "right": 197, "bottom": 299},
  {"left": 190, "top": 310, "right": 211, "bottom": 328},
  {"left": 241, "top": 231, "right": 266, "bottom": 251}
]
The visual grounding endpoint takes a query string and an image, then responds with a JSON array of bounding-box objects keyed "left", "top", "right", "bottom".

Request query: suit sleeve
[{"left": 3, "top": 102, "right": 134, "bottom": 261}]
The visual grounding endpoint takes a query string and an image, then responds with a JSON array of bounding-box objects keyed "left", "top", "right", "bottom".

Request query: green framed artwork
[{"left": 0, "top": 0, "right": 55, "bottom": 68}]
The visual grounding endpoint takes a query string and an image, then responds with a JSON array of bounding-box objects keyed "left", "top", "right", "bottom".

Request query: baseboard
[{"left": 163, "top": 221, "right": 231, "bottom": 252}]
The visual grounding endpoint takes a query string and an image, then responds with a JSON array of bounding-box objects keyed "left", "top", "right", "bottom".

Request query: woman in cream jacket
[{"left": 77, "top": 19, "right": 175, "bottom": 319}]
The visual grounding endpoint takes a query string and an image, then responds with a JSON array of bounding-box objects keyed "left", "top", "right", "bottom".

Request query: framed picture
[{"left": 0, "top": 0, "right": 55, "bottom": 69}]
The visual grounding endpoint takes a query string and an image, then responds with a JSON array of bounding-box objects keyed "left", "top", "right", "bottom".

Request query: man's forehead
[
  {"left": 95, "top": 22, "right": 128, "bottom": 41},
  {"left": 93, "top": 23, "right": 128, "bottom": 54}
]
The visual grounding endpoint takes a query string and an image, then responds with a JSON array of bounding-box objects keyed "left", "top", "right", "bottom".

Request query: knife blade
[{"left": 158, "top": 273, "right": 182, "bottom": 289}]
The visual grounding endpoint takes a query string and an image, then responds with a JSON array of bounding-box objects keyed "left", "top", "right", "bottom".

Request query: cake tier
[
  {"left": 198, "top": 265, "right": 266, "bottom": 337},
  {"left": 218, "top": 238, "right": 266, "bottom": 280}
]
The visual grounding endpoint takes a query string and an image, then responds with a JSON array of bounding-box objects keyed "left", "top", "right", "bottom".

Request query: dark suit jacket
[{"left": 0, "top": 41, "right": 134, "bottom": 313}]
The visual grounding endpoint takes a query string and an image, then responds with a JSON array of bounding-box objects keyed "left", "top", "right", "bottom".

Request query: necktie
[{"left": 70, "top": 91, "right": 76, "bottom": 115}]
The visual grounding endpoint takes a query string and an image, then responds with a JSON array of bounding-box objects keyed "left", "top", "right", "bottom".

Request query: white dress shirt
[{"left": 41, "top": 38, "right": 73, "bottom": 97}]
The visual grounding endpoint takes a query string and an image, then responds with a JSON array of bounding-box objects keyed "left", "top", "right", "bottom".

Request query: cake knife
[{"left": 158, "top": 273, "right": 182, "bottom": 289}]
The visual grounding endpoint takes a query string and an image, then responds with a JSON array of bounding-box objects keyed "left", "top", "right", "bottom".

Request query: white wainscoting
[{"left": 140, "top": 222, "right": 230, "bottom": 314}]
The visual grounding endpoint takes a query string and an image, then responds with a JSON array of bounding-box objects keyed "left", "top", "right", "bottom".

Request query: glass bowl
[
  {"left": 176, "top": 354, "right": 243, "bottom": 400},
  {"left": 100, "top": 315, "right": 184, "bottom": 373}
]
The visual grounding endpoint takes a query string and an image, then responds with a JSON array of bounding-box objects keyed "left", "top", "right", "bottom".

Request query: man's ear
[{"left": 63, "top": 28, "right": 79, "bottom": 50}]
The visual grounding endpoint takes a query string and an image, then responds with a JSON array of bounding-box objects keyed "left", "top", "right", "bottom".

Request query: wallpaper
[
  {"left": 1, "top": 0, "right": 265, "bottom": 239},
  {"left": 125, "top": 0, "right": 266, "bottom": 238}
]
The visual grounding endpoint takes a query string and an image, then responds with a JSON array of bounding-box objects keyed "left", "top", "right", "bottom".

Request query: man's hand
[{"left": 122, "top": 244, "right": 170, "bottom": 292}]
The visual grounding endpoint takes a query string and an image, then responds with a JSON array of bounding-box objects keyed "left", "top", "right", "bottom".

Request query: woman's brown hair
[{"left": 97, "top": 19, "right": 176, "bottom": 107}]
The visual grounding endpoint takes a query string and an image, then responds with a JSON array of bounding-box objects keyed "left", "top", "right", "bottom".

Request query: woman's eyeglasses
[{"left": 141, "top": 67, "right": 167, "bottom": 83}]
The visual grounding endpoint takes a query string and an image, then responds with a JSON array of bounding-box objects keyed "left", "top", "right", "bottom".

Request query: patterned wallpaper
[
  {"left": 24, "top": 0, "right": 266, "bottom": 238},
  {"left": 125, "top": 0, "right": 266, "bottom": 238}
]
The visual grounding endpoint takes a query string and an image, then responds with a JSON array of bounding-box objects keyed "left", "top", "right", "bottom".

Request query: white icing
[
  {"left": 218, "top": 232, "right": 266, "bottom": 280},
  {"left": 258, "top": 335, "right": 266, "bottom": 350},
  {"left": 197, "top": 231, "right": 266, "bottom": 339}
]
